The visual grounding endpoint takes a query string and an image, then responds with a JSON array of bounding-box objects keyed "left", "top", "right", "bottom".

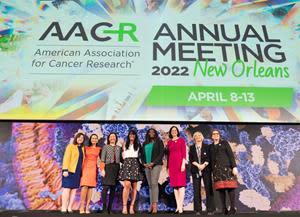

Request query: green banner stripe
[{"left": 146, "top": 86, "right": 293, "bottom": 107}]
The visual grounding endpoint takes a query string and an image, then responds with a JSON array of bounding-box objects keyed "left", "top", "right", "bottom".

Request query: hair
[
  {"left": 193, "top": 131, "right": 204, "bottom": 141},
  {"left": 73, "top": 132, "right": 85, "bottom": 146},
  {"left": 88, "top": 134, "right": 99, "bottom": 147},
  {"left": 169, "top": 126, "right": 180, "bottom": 139},
  {"left": 144, "top": 128, "right": 159, "bottom": 145},
  {"left": 125, "top": 129, "right": 140, "bottom": 151},
  {"left": 107, "top": 132, "right": 118, "bottom": 145}
]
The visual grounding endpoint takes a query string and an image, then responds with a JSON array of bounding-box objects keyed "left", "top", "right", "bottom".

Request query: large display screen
[{"left": 0, "top": 0, "right": 300, "bottom": 122}]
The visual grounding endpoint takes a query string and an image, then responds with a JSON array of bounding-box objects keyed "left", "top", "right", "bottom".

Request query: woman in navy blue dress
[{"left": 61, "top": 133, "right": 85, "bottom": 213}]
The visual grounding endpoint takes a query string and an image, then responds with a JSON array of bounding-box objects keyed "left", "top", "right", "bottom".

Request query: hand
[
  {"left": 63, "top": 171, "right": 69, "bottom": 177},
  {"left": 181, "top": 163, "right": 185, "bottom": 172},
  {"left": 232, "top": 167, "right": 238, "bottom": 176},
  {"left": 198, "top": 164, "right": 205, "bottom": 171},
  {"left": 144, "top": 163, "right": 149, "bottom": 168},
  {"left": 149, "top": 162, "right": 154, "bottom": 169},
  {"left": 101, "top": 170, "right": 106, "bottom": 177}
]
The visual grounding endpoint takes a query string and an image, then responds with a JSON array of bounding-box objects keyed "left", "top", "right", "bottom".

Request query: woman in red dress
[
  {"left": 167, "top": 126, "right": 187, "bottom": 214},
  {"left": 79, "top": 134, "right": 101, "bottom": 214}
]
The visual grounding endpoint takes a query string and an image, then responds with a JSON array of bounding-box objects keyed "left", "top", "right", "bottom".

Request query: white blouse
[{"left": 123, "top": 144, "right": 139, "bottom": 159}]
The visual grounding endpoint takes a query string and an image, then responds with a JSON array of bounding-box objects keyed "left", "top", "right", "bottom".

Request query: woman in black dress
[
  {"left": 210, "top": 129, "right": 238, "bottom": 215},
  {"left": 100, "top": 132, "right": 122, "bottom": 214}
]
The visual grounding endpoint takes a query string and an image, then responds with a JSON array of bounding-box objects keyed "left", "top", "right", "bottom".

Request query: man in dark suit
[{"left": 189, "top": 131, "right": 215, "bottom": 215}]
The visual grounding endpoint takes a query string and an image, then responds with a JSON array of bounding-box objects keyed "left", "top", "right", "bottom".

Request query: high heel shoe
[
  {"left": 152, "top": 202, "right": 157, "bottom": 214},
  {"left": 61, "top": 208, "right": 67, "bottom": 214},
  {"left": 129, "top": 205, "right": 135, "bottom": 214},
  {"left": 148, "top": 203, "right": 153, "bottom": 214},
  {"left": 228, "top": 208, "right": 237, "bottom": 215},
  {"left": 79, "top": 208, "right": 85, "bottom": 214},
  {"left": 122, "top": 204, "right": 128, "bottom": 214},
  {"left": 223, "top": 208, "right": 229, "bottom": 215}
]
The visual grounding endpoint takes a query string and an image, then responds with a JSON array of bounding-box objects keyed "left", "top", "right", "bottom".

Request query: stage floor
[{"left": 0, "top": 211, "right": 300, "bottom": 217}]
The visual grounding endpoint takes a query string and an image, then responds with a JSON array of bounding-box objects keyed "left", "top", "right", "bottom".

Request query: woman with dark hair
[
  {"left": 61, "top": 132, "right": 85, "bottom": 213},
  {"left": 100, "top": 133, "right": 122, "bottom": 214},
  {"left": 140, "top": 128, "right": 164, "bottom": 214},
  {"left": 167, "top": 126, "right": 186, "bottom": 214},
  {"left": 210, "top": 129, "right": 238, "bottom": 215},
  {"left": 119, "top": 130, "right": 143, "bottom": 214},
  {"left": 79, "top": 134, "right": 101, "bottom": 214}
]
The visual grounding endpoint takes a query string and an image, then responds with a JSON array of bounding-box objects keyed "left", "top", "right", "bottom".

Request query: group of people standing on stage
[{"left": 61, "top": 126, "right": 238, "bottom": 215}]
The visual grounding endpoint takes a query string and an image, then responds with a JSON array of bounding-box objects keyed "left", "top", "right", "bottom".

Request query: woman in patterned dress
[
  {"left": 210, "top": 129, "right": 238, "bottom": 215},
  {"left": 79, "top": 134, "right": 101, "bottom": 214},
  {"left": 119, "top": 130, "right": 143, "bottom": 214}
]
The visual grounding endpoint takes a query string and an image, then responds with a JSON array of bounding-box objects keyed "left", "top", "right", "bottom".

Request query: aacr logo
[{"left": 39, "top": 22, "right": 138, "bottom": 42}]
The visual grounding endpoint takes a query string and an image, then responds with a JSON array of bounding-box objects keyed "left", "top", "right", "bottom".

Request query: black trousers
[
  {"left": 102, "top": 185, "right": 116, "bottom": 211},
  {"left": 192, "top": 171, "right": 215, "bottom": 212}
]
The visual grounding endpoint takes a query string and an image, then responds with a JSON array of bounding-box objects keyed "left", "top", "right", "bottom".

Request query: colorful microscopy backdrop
[
  {"left": 0, "top": 0, "right": 300, "bottom": 122},
  {"left": 0, "top": 122, "right": 300, "bottom": 211}
]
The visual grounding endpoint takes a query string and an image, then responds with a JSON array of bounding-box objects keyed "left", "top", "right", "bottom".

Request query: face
[
  {"left": 149, "top": 129, "right": 155, "bottom": 138},
  {"left": 171, "top": 127, "right": 179, "bottom": 138},
  {"left": 129, "top": 132, "right": 136, "bottom": 141},
  {"left": 109, "top": 134, "right": 117, "bottom": 144},
  {"left": 194, "top": 132, "right": 203, "bottom": 143},
  {"left": 212, "top": 131, "right": 220, "bottom": 141},
  {"left": 76, "top": 135, "right": 84, "bottom": 144},
  {"left": 90, "top": 135, "right": 98, "bottom": 145}
]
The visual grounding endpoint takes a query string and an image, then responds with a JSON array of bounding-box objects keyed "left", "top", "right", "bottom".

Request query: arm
[
  {"left": 152, "top": 139, "right": 164, "bottom": 165},
  {"left": 62, "top": 144, "right": 71, "bottom": 172},
  {"left": 100, "top": 146, "right": 107, "bottom": 176},
  {"left": 224, "top": 141, "right": 237, "bottom": 168},
  {"left": 210, "top": 144, "right": 216, "bottom": 170},
  {"left": 100, "top": 146, "right": 107, "bottom": 167},
  {"left": 180, "top": 138, "right": 187, "bottom": 164},
  {"left": 180, "top": 138, "right": 187, "bottom": 172},
  {"left": 202, "top": 145, "right": 210, "bottom": 167},
  {"left": 140, "top": 144, "right": 146, "bottom": 165},
  {"left": 206, "top": 145, "right": 212, "bottom": 166},
  {"left": 189, "top": 146, "right": 200, "bottom": 168},
  {"left": 165, "top": 142, "right": 169, "bottom": 169},
  {"left": 120, "top": 147, "right": 124, "bottom": 163}
]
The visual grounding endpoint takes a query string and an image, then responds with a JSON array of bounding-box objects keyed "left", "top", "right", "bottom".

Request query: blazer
[
  {"left": 140, "top": 139, "right": 164, "bottom": 166},
  {"left": 62, "top": 144, "right": 85, "bottom": 173},
  {"left": 189, "top": 143, "right": 211, "bottom": 174}
]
